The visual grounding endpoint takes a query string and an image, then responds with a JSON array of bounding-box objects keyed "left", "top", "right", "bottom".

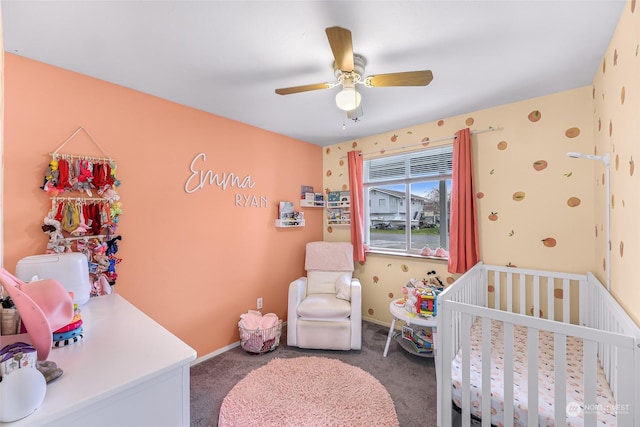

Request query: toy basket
[{"left": 239, "top": 320, "right": 282, "bottom": 354}]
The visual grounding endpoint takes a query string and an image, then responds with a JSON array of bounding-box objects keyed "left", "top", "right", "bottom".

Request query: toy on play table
[{"left": 400, "top": 273, "right": 444, "bottom": 317}]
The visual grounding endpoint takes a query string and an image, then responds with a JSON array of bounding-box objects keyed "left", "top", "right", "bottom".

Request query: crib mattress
[{"left": 451, "top": 318, "right": 617, "bottom": 426}]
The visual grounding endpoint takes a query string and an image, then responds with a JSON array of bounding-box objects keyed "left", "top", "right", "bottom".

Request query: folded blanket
[
  {"left": 239, "top": 311, "right": 280, "bottom": 351},
  {"left": 239, "top": 311, "right": 279, "bottom": 335}
]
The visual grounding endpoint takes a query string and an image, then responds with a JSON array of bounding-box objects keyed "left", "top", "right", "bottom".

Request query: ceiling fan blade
[
  {"left": 275, "top": 83, "right": 333, "bottom": 95},
  {"left": 325, "top": 26, "right": 354, "bottom": 72},
  {"left": 364, "top": 70, "right": 433, "bottom": 87}
]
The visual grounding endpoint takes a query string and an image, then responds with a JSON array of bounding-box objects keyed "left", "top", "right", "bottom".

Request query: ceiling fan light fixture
[
  {"left": 335, "top": 87, "right": 361, "bottom": 111},
  {"left": 335, "top": 79, "right": 361, "bottom": 111}
]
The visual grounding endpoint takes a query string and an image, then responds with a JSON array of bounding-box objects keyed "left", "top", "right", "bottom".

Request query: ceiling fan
[{"left": 275, "top": 26, "right": 433, "bottom": 120}]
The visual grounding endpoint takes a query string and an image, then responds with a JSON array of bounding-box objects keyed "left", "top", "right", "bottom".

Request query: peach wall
[
  {"left": 3, "top": 54, "right": 323, "bottom": 357},
  {"left": 593, "top": 0, "right": 640, "bottom": 324}
]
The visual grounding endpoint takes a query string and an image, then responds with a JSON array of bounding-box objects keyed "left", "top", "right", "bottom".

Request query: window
[{"left": 363, "top": 146, "right": 452, "bottom": 255}]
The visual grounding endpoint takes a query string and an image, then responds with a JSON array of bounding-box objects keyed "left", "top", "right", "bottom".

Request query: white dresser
[{"left": 2, "top": 293, "right": 197, "bottom": 427}]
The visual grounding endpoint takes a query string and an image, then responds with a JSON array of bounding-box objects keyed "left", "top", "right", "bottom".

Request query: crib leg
[{"left": 383, "top": 317, "right": 397, "bottom": 357}]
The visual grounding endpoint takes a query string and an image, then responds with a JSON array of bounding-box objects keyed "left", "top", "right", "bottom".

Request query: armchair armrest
[
  {"left": 287, "top": 277, "right": 307, "bottom": 347},
  {"left": 349, "top": 278, "right": 362, "bottom": 350},
  {"left": 288, "top": 277, "right": 307, "bottom": 306}
]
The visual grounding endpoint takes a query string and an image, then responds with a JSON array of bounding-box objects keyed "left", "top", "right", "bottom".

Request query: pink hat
[{"left": 0, "top": 269, "right": 74, "bottom": 361}]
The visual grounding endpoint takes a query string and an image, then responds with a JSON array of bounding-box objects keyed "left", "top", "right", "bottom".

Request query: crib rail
[
  {"left": 436, "top": 262, "right": 640, "bottom": 427},
  {"left": 581, "top": 272, "right": 640, "bottom": 418}
]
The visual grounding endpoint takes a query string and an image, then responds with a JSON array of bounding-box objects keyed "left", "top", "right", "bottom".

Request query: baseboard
[
  {"left": 191, "top": 341, "right": 241, "bottom": 366},
  {"left": 361, "top": 316, "right": 393, "bottom": 328},
  {"left": 191, "top": 320, "right": 288, "bottom": 366}
]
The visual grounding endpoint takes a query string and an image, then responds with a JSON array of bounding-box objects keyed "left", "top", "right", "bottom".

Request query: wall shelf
[
  {"left": 275, "top": 219, "right": 305, "bottom": 228},
  {"left": 300, "top": 200, "right": 325, "bottom": 208},
  {"left": 326, "top": 191, "right": 351, "bottom": 226},
  {"left": 326, "top": 202, "right": 350, "bottom": 226},
  {"left": 326, "top": 201, "right": 350, "bottom": 208},
  {"left": 277, "top": 200, "right": 304, "bottom": 228}
]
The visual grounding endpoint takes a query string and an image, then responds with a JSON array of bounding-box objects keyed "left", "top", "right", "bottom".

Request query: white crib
[{"left": 436, "top": 262, "right": 640, "bottom": 427}]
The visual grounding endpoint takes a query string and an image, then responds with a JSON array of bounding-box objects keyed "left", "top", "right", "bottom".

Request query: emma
[{"left": 184, "top": 152, "right": 256, "bottom": 194}]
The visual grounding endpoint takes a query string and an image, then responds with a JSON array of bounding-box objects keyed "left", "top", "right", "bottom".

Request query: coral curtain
[
  {"left": 348, "top": 151, "right": 366, "bottom": 262},
  {"left": 448, "top": 128, "right": 479, "bottom": 274}
]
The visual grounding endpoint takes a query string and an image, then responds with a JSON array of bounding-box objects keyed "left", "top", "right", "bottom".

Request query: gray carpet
[{"left": 190, "top": 321, "right": 437, "bottom": 427}]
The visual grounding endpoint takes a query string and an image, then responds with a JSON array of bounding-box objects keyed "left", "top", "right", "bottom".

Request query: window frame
[{"left": 362, "top": 146, "right": 452, "bottom": 256}]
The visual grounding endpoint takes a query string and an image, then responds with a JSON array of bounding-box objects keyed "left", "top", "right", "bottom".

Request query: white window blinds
[{"left": 366, "top": 145, "right": 453, "bottom": 182}]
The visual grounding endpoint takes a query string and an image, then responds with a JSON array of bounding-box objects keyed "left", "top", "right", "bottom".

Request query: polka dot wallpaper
[
  {"left": 592, "top": 0, "right": 640, "bottom": 324},
  {"left": 324, "top": 87, "right": 595, "bottom": 326},
  {"left": 323, "top": 1, "right": 639, "bottom": 327}
]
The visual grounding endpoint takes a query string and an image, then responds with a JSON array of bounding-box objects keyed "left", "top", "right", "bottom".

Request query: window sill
[{"left": 366, "top": 249, "right": 449, "bottom": 261}]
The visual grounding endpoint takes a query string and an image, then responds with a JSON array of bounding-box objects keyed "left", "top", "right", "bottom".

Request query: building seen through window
[{"left": 363, "top": 146, "right": 452, "bottom": 254}]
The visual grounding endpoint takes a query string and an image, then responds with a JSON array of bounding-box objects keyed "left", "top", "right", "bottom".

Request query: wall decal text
[{"left": 185, "top": 153, "right": 267, "bottom": 207}]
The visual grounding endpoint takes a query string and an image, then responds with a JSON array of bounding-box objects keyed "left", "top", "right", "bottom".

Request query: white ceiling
[{"left": 1, "top": 1, "right": 625, "bottom": 147}]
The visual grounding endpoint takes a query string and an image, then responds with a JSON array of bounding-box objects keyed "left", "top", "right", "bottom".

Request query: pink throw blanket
[
  {"left": 239, "top": 311, "right": 280, "bottom": 353},
  {"left": 304, "top": 242, "right": 354, "bottom": 272},
  {"left": 239, "top": 310, "right": 279, "bottom": 330}
]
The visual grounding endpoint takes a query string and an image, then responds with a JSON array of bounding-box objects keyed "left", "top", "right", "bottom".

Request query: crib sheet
[{"left": 451, "top": 319, "right": 617, "bottom": 426}]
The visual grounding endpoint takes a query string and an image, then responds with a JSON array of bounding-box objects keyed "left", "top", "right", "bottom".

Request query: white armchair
[{"left": 287, "top": 241, "right": 362, "bottom": 350}]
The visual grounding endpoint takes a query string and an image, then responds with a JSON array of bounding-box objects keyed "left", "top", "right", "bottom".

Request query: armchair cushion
[
  {"left": 307, "top": 270, "right": 351, "bottom": 294},
  {"left": 335, "top": 273, "right": 352, "bottom": 301},
  {"left": 296, "top": 294, "right": 352, "bottom": 319}
]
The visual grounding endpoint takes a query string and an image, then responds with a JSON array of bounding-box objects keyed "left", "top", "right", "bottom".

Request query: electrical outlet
[{"left": 257, "top": 297, "right": 263, "bottom": 310}]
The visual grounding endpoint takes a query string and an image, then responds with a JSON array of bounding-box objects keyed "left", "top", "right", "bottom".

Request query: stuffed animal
[
  {"left": 425, "top": 270, "right": 445, "bottom": 288},
  {"left": 420, "top": 247, "right": 432, "bottom": 256},
  {"left": 434, "top": 247, "right": 449, "bottom": 258},
  {"left": 420, "top": 247, "right": 449, "bottom": 258}
]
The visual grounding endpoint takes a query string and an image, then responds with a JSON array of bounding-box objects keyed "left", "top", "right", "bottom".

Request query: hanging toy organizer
[{"left": 40, "top": 127, "right": 123, "bottom": 297}]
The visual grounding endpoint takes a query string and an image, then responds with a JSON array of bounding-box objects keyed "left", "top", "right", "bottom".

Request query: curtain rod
[{"left": 340, "top": 126, "right": 502, "bottom": 159}]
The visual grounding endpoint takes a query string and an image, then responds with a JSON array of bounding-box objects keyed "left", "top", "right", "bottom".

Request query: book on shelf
[
  {"left": 339, "top": 191, "right": 350, "bottom": 206},
  {"left": 328, "top": 191, "right": 341, "bottom": 202},
  {"left": 300, "top": 185, "right": 314, "bottom": 199},
  {"left": 278, "top": 201, "right": 294, "bottom": 220},
  {"left": 413, "top": 328, "right": 433, "bottom": 349},
  {"left": 410, "top": 338, "right": 433, "bottom": 354},
  {"left": 327, "top": 208, "right": 342, "bottom": 221},
  {"left": 401, "top": 325, "right": 414, "bottom": 341}
]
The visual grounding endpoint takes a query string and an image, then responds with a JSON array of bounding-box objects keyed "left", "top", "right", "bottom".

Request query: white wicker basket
[{"left": 238, "top": 320, "right": 282, "bottom": 354}]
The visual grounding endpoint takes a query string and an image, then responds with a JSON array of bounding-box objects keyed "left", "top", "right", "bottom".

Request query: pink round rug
[{"left": 218, "top": 356, "right": 399, "bottom": 427}]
